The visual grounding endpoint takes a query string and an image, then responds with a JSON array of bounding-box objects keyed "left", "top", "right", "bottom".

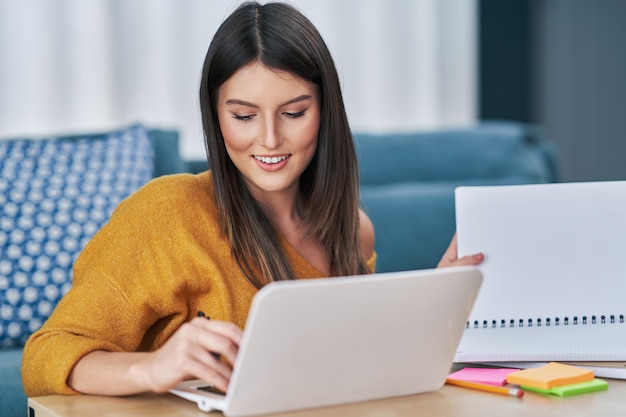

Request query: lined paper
[{"left": 453, "top": 181, "right": 626, "bottom": 365}]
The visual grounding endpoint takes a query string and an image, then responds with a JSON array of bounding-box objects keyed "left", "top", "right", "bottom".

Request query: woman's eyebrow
[
  {"left": 224, "top": 94, "right": 312, "bottom": 108},
  {"left": 279, "top": 94, "right": 312, "bottom": 107},
  {"left": 225, "top": 99, "right": 259, "bottom": 108}
]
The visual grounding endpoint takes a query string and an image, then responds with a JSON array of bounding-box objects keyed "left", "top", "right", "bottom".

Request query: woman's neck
[
  {"left": 250, "top": 186, "right": 303, "bottom": 234},
  {"left": 248, "top": 183, "right": 330, "bottom": 275}
]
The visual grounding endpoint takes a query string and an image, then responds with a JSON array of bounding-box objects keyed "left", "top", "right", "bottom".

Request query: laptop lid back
[{"left": 224, "top": 266, "right": 482, "bottom": 416}]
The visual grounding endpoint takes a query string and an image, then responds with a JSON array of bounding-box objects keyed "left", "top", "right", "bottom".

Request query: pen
[
  {"left": 197, "top": 310, "right": 222, "bottom": 361},
  {"left": 446, "top": 378, "right": 524, "bottom": 398}
]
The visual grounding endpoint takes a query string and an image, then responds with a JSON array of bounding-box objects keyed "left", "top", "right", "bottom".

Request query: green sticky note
[{"left": 522, "top": 378, "right": 608, "bottom": 397}]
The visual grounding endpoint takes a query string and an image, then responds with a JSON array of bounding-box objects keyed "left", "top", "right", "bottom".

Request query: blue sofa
[{"left": 0, "top": 121, "right": 558, "bottom": 417}]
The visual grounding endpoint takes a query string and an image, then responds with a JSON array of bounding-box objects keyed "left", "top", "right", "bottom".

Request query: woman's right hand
[
  {"left": 135, "top": 317, "right": 243, "bottom": 393},
  {"left": 68, "top": 317, "right": 243, "bottom": 396}
]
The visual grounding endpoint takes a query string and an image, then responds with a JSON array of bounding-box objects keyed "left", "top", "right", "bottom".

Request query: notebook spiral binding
[{"left": 466, "top": 314, "right": 625, "bottom": 329}]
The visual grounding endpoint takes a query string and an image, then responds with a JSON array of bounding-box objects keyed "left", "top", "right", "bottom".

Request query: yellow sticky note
[{"left": 506, "top": 362, "right": 594, "bottom": 390}]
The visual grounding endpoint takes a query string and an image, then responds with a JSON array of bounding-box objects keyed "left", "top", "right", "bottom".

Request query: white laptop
[{"left": 170, "top": 266, "right": 482, "bottom": 416}]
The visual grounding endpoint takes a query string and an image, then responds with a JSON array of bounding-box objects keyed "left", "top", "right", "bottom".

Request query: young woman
[{"left": 22, "top": 1, "right": 481, "bottom": 397}]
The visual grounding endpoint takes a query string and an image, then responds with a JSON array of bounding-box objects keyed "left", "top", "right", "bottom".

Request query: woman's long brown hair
[{"left": 199, "top": 1, "right": 370, "bottom": 288}]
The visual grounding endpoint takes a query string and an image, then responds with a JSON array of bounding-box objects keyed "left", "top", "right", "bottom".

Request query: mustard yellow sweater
[{"left": 22, "top": 171, "right": 376, "bottom": 397}]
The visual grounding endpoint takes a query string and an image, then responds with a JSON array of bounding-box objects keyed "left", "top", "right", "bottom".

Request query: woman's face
[{"left": 217, "top": 62, "right": 320, "bottom": 200}]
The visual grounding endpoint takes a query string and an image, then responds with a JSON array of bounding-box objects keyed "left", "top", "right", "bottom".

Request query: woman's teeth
[{"left": 254, "top": 155, "right": 288, "bottom": 164}]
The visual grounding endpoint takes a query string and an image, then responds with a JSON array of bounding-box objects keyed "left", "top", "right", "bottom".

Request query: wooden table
[{"left": 28, "top": 378, "right": 626, "bottom": 417}]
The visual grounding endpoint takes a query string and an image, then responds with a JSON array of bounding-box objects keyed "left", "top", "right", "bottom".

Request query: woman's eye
[
  {"left": 232, "top": 114, "right": 254, "bottom": 121},
  {"left": 284, "top": 110, "right": 305, "bottom": 119}
]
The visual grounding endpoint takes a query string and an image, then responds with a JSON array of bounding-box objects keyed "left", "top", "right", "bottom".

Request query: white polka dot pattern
[{"left": 0, "top": 125, "right": 154, "bottom": 347}]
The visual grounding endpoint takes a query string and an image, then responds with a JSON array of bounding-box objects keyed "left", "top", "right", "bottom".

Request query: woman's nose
[{"left": 260, "top": 118, "right": 282, "bottom": 149}]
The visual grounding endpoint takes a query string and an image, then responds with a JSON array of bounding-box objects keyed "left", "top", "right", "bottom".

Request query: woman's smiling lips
[{"left": 253, "top": 154, "right": 291, "bottom": 171}]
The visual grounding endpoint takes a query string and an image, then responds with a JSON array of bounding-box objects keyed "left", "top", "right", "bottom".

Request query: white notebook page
[{"left": 454, "top": 181, "right": 626, "bottom": 363}]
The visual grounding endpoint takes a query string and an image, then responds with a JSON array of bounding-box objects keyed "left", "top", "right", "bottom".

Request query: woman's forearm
[
  {"left": 67, "top": 350, "right": 154, "bottom": 395},
  {"left": 66, "top": 318, "right": 242, "bottom": 396}
]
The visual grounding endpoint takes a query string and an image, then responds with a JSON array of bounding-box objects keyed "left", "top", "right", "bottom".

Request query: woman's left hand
[{"left": 437, "top": 233, "right": 484, "bottom": 268}]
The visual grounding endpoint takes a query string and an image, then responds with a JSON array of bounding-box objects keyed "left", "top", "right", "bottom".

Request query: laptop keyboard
[{"left": 196, "top": 385, "right": 226, "bottom": 396}]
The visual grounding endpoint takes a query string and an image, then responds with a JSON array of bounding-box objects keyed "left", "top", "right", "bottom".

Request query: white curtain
[{"left": 0, "top": 0, "right": 476, "bottom": 160}]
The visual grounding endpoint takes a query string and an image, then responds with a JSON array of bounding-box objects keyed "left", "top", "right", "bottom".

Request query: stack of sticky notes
[
  {"left": 506, "top": 362, "right": 608, "bottom": 397},
  {"left": 448, "top": 367, "right": 520, "bottom": 386}
]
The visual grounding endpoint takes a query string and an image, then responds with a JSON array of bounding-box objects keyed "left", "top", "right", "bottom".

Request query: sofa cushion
[
  {"left": 150, "top": 129, "right": 187, "bottom": 176},
  {"left": 354, "top": 122, "right": 558, "bottom": 186},
  {"left": 0, "top": 124, "right": 154, "bottom": 347},
  {"left": 361, "top": 183, "right": 457, "bottom": 272}
]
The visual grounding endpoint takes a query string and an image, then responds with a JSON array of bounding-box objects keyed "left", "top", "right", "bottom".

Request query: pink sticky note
[{"left": 448, "top": 368, "right": 520, "bottom": 386}]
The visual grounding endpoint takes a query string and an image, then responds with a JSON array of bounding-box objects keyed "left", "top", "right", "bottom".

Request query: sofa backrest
[{"left": 355, "top": 121, "right": 558, "bottom": 186}]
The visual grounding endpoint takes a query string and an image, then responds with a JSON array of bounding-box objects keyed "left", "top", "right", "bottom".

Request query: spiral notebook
[{"left": 453, "top": 180, "right": 626, "bottom": 379}]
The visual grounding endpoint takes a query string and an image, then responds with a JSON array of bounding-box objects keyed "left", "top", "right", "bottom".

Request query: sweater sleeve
[
  {"left": 21, "top": 268, "right": 150, "bottom": 396},
  {"left": 21, "top": 174, "right": 206, "bottom": 397}
]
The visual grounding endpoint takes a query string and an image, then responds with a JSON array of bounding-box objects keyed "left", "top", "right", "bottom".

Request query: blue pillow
[{"left": 0, "top": 124, "right": 154, "bottom": 347}]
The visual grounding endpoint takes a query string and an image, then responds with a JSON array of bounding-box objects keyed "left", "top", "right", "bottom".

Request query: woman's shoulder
[
  {"left": 117, "top": 171, "right": 216, "bottom": 215},
  {"left": 358, "top": 208, "right": 375, "bottom": 262},
  {"left": 137, "top": 170, "right": 213, "bottom": 200},
  {"left": 75, "top": 170, "right": 221, "bottom": 272},
  {"left": 91, "top": 171, "right": 218, "bottom": 244}
]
